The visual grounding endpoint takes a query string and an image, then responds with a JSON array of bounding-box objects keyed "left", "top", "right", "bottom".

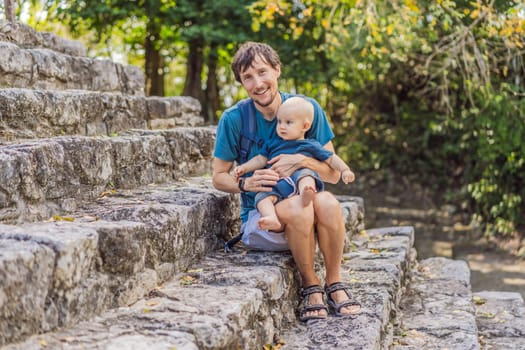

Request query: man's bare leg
[
  {"left": 297, "top": 176, "right": 316, "bottom": 207},
  {"left": 256, "top": 195, "right": 283, "bottom": 231},
  {"left": 314, "top": 192, "right": 361, "bottom": 315},
  {"left": 276, "top": 196, "right": 326, "bottom": 318}
]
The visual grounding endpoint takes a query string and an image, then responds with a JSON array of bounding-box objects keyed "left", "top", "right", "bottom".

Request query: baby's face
[{"left": 276, "top": 111, "right": 306, "bottom": 140}]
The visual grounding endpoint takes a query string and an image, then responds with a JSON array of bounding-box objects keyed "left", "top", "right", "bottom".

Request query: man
[{"left": 212, "top": 42, "right": 360, "bottom": 321}]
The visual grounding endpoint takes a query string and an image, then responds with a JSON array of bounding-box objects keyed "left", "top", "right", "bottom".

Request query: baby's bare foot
[
  {"left": 258, "top": 215, "right": 283, "bottom": 231},
  {"left": 300, "top": 185, "right": 316, "bottom": 207}
]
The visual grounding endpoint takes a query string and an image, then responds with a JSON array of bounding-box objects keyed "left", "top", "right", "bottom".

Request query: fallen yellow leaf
[
  {"left": 181, "top": 275, "right": 196, "bottom": 286},
  {"left": 473, "top": 295, "right": 487, "bottom": 305},
  {"left": 187, "top": 268, "right": 203, "bottom": 273}
]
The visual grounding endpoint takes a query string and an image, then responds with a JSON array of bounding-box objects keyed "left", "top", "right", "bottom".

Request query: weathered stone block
[
  {"left": 392, "top": 257, "right": 479, "bottom": 350},
  {"left": 0, "top": 88, "right": 204, "bottom": 141},
  {"left": 0, "top": 42, "right": 33, "bottom": 85},
  {"left": 80, "top": 180, "right": 238, "bottom": 275},
  {"left": 0, "top": 218, "right": 164, "bottom": 344},
  {"left": 93, "top": 220, "right": 148, "bottom": 275},
  {"left": 0, "top": 222, "right": 99, "bottom": 291},
  {"left": 474, "top": 291, "right": 525, "bottom": 341},
  {"left": 0, "top": 236, "right": 54, "bottom": 346},
  {"left": 0, "top": 128, "right": 217, "bottom": 224},
  {"left": 0, "top": 20, "right": 86, "bottom": 56},
  {"left": 0, "top": 42, "right": 144, "bottom": 95},
  {"left": 146, "top": 96, "right": 199, "bottom": 118},
  {"left": 119, "top": 64, "right": 146, "bottom": 97}
]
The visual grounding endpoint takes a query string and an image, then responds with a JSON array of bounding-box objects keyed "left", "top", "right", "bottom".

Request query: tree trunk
[
  {"left": 4, "top": 0, "right": 15, "bottom": 22},
  {"left": 144, "top": 23, "right": 164, "bottom": 96},
  {"left": 204, "top": 44, "right": 220, "bottom": 123},
  {"left": 183, "top": 38, "right": 205, "bottom": 104}
]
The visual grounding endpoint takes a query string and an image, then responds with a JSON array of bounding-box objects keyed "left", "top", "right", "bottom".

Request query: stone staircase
[{"left": 1, "top": 22, "right": 524, "bottom": 350}]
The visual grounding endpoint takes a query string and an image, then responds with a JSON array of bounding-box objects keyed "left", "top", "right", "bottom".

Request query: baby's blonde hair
[{"left": 277, "top": 96, "right": 314, "bottom": 124}]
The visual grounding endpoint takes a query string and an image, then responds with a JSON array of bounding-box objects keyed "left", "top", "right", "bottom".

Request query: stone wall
[
  {"left": 0, "top": 20, "right": 86, "bottom": 56},
  {"left": 0, "top": 89, "right": 202, "bottom": 140}
]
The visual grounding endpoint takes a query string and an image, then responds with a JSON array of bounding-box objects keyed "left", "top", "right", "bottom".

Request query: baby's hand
[
  {"left": 341, "top": 169, "right": 355, "bottom": 184},
  {"left": 233, "top": 166, "right": 245, "bottom": 180}
]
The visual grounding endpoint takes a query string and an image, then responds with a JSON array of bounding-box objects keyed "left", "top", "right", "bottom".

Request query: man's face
[{"left": 239, "top": 56, "right": 280, "bottom": 108}]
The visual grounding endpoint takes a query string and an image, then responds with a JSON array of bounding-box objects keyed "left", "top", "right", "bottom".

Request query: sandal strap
[
  {"left": 333, "top": 298, "right": 360, "bottom": 313},
  {"left": 299, "top": 303, "right": 328, "bottom": 322},
  {"left": 325, "top": 282, "right": 361, "bottom": 315},
  {"left": 301, "top": 303, "right": 328, "bottom": 313},
  {"left": 324, "top": 282, "right": 348, "bottom": 295},
  {"left": 301, "top": 284, "right": 325, "bottom": 298}
]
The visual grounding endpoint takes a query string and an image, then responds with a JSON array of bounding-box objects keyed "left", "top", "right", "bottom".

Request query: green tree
[
  {"left": 251, "top": 0, "right": 525, "bottom": 240},
  {"left": 173, "top": 0, "right": 255, "bottom": 122},
  {"left": 49, "top": 0, "right": 178, "bottom": 96},
  {"left": 48, "top": 0, "right": 256, "bottom": 122}
]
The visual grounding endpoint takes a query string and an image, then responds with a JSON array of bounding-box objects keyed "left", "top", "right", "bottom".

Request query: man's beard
[{"left": 253, "top": 90, "right": 277, "bottom": 108}]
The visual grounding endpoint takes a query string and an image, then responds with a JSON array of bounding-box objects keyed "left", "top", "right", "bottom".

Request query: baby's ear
[{"left": 303, "top": 120, "right": 312, "bottom": 130}]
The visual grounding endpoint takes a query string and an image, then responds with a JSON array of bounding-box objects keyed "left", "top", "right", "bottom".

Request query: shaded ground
[{"left": 327, "top": 171, "right": 525, "bottom": 300}]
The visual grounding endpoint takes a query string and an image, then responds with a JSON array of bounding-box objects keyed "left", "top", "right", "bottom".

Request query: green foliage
[
  {"left": 465, "top": 85, "right": 525, "bottom": 235},
  {"left": 41, "top": 0, "right": 257, "bottom": 112},
  {"left": 251, "top": 0, "right": 525, "bottom": 238}
]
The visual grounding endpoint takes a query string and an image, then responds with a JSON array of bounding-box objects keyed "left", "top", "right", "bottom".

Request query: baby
[{"left": 234, "top": 96, "right": 354, "bottom": 231}]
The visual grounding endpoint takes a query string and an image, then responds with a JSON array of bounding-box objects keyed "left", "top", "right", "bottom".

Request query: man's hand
[
  {"left": 268, "top": 154, "right": 306, "bottom": 177},
  {"left": 244, "top": 168, "right": 280, "bottom": 192}
]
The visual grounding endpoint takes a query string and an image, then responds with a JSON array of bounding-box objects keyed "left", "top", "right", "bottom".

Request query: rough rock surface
[
  {"left": 474, "top": 291, "right": 525, "bottom": 350},
  {"left": 0, "top": 209, "right": 383, "bottom": 350},
  {"left": 0, "top": 20, "right": 86, "bottom": 56},
  {"left": 281, "top": 226, "right": 414, "bottom": 350},
  {"left": 0, "top": 89, "right": 202, "bottom": 140},
  {"left": 0, "top": 177, "right": 241, "bottom": 346},
  {"left": 0, "top": 42, "right": 143, "bottom": 95},
  {"left": 0, "top": 128, "right": 215, "bottom": 224},
  {"left": 392, "top": 257, "right": 480, "bottom": 350}
]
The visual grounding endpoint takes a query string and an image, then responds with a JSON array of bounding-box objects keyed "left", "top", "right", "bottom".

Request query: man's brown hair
[{"left": 231, "top": 42, "right": 281, "bottom": 83}]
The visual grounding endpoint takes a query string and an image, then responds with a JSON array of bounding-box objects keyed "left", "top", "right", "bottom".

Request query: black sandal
[
  {"left": 325, "top": 282, "right": 361, "bottom": 317},
  {"left": 299, "top": 285, "right": 328, "bottom": 322}
]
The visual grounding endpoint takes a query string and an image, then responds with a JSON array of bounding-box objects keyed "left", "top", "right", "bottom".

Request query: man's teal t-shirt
[{"left": 213, "top": 92, "right": 335, "bottom": 223}]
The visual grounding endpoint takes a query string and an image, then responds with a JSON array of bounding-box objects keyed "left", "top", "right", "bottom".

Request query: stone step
[
  {"left": 0, "top": 197, "right": 367, "bottom": 349},
  {"left": 0, "top": 127, "right": 215, "bottom": 224},
  {"left": 392, "top": 257, "right": 480, "bottom": 350},
  {"left": 280, "top": 226, "right": 415, "bottom": 350},
  {"left": 2, "top": 252, "right": 298, "bottom": 350},
  {"left": 0, "top": 177, "right": 238, "bottom": 347},
  {"left": 0, "top": 88, "right": 203, "bottom": 141},
  {"left": 0, "top": 20, "right": 86, "bottom": 57},
  {"left": 474, "top": 291, "right": 525, "bottom": 350},
  {"left": 0, "top": 42, "right": 143, "bottom": 95}
]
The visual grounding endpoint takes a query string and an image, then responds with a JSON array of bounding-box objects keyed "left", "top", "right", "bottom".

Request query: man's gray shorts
[{"left": 241, "top": 209, "right": 289, "bottom": 251}]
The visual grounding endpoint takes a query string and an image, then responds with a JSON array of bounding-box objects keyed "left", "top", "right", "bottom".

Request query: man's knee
[
  {"left": 314, "top": 192, "right": 343, "bottom": 226},
  {"left": 314, "top": 191, "right": 340, "bottom": 212},
  {"left": 276, "top": 196, "right": 314, "bottom": 225}
]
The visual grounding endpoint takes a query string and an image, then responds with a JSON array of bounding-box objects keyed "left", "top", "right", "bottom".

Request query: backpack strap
[
  {"left": 237, "top": 98, "right": 262, "bottom": 213},
  {"left": 224, "top": 98, "right": 262, "bottom": 252},
  {"left": 238, "top": 98, "right": 264, "bottom": 165}
]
